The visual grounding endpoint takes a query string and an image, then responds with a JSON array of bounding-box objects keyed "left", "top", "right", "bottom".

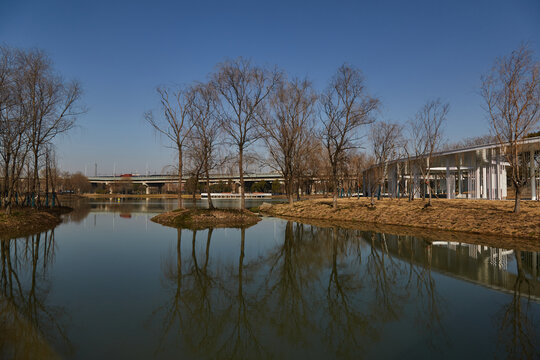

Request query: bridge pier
[{"left": 142, "top": 183, "right": 150, "bottom": 195}]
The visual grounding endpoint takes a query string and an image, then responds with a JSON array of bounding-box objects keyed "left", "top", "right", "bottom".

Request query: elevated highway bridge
[{"left": 88, "top": 173, "right": 285, "bottom": 194}]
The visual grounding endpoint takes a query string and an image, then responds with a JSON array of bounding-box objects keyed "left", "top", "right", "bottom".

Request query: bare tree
[
  {"left": 400, "top": 140, "right": 417, "bottom": 201},
  {"left": 145, "top": 86, "right": 195, "bottom": 208},
  {"left": 67, "top": 172, "right": 91, "bottom": 194},
  {"left": 259, "top": 78, "right": 317, "bottom": 205},
  {"left": 320, "top": 64, "right": 379, "bottom": 209},
  {"left": 297, "top": 137, "right": 325, "bottom": 196},
  {"left": 0, "top": 47, "right": 31, "bottom": 213},
  {"left": 369, "top": 121, "right": 402, "bottom": 204},
  {"left": 18, "top": 49, "right": 83, "bottom": 207},
  {"left": 481, "top": 45, "right": 539, "bottom": 213},
  {"left": 187, "top": 83, "right": 222, "bottom": 209},
  {"left": 212, "top": 58, "right": 281, "bottom": 210},
  {"left": 409, "top": 99, "right": 448, "bottom": 207},
  {"left": 348, "top": 150, "right": 369, "bottom": 197}
]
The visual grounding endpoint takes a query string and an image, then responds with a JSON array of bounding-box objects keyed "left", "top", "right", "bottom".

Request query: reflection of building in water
[
  {"left": 368, "top": 234, "right": 540, "bottom": 301},
  {"left": 432, "top": 242, "right": 513, "bottom": 270}
]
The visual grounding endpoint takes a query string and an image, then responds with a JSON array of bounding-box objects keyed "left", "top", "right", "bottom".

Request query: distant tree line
[{"left": 0, "top": 46, "right": 84, "bottom": 213}]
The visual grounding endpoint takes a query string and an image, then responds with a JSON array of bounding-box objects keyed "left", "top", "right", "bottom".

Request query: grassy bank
[
  {"left": 263, "top": 198, "right": 540, "bottom": 243},
  {"left": 151, "top": 208, "right": 261, "bottom": 230},
  {"left": 0, "top": 207, "right": 72, "bottom": 239}
]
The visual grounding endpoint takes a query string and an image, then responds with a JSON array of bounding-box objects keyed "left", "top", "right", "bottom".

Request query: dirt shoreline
[
  {"left": 0, "top": 207, "right": 72, "bottom": 239},
  {"left": 151, "top": 208, "right": 261, "bottom": 230},
  {"left": 262, "top": 198, "right": 540, "bottom": 249}
]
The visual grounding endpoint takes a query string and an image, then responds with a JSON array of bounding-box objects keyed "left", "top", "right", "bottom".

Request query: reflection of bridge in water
[{"left": 368, "top": 233, "right": 540, "bottom": 301}]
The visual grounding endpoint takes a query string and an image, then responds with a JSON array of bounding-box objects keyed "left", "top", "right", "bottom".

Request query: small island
[
  {"left": 0, "top": 207, "right": 72, "bottom": 239},
  {"left": 151, "top": 208, "right": 261, "bottom": 230}
]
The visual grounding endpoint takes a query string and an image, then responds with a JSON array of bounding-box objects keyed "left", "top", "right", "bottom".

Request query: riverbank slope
[
  {"left": 0, "top": 207, "right": 71, "bottom": 239},
  {"left": 263, "top": 198, "right": 540, "bottom": 240}
]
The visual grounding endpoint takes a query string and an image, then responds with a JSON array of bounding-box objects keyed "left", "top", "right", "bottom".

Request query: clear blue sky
[{"left": 1, "top": 0, "right": 539, "bottom": 174}]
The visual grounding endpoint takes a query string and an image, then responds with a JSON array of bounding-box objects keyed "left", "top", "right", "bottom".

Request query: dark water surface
[{"left": 1, "top": 199, "right": 539, "bottom": 359}]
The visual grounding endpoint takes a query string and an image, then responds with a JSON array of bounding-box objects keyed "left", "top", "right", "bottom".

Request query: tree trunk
[
  {"left": 3, "top": 158, "right": 10, "bottom": 209},
  {"left": 332, "top": 178, "right": 338, "bottom": 209},
  {"left": 514, "top": 185, "right": 521, "bottom": 213},
  {"left": 206, "top": 166, "right": 214, "bottom": 210},
  {"left": 239, "top": 147, "right": 245, "bottom": 210},
  {"left": 422, "top": 177, "right": 426, "bottom": 201},
  {"left": 33, "top": 151, "right": 40, "bottom": 208},
  {"left": 6, "top": 186, "right": 13, "bottom": 215},
  {"left": 178, "top": 147, "right": 183, "bottom": 209},
  {"left": 45, "top": 155, "right": 50, "bottom": 207},
  {"left": 287, "top": 176, "right": 293, "bottom": 205},
  {"left": 192, "top": 175, "right": 198, "bottom": 201}
]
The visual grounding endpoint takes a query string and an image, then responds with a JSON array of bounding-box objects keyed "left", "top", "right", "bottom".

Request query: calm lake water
[{"left": 1, "top": 198, "right": 539, "bottom": 359}]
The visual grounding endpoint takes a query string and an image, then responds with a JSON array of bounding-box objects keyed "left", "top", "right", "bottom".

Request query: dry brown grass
[{"left": 265, "top": 198, "right": 540, "bottom": 244}]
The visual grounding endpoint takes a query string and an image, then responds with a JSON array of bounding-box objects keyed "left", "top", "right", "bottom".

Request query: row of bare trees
[
  {"left": 147, "top": 45, "right": 538, "bottom": 212},
  {"left": 146, "top": 59, "right": 380, "bottom": 210},
  {"left": 0, "top": 46, "right": 83, "bottom": 213}
]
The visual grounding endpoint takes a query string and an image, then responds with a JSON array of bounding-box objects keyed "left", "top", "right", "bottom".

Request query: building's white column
[
  {"left": 394, "top": 165, "right": 399, "bottom": 198},
  {"left": 467, "top": 170, "right": 471, "bottom": 199},
  {"left": 531, "top": 150, "right": 537, "bottom": 200},
  {"left": 413, "top": 171, "right": 418, "bottom": 199},
  {"left": 475, "top": 166, "right": 481, "bottom": 199},
  {"left": 492, "top": 164, "right": 497, "bottom": 200},
  {"left": 502, "top": 167, "right": 507, "bottom": 198},
  {"left": 495, "top": 152, "right": 501, "bottom": 200},
  {"left": 446, "top": 161, "right": 452, "bottom": 199},
  {"left": 387, "top": 166, "right": 393, "bottom": 198},
  {"left": 488, "top": 166, "right": 492, "bottom": 200},
  {"left": 482, "top": 166, "right": 487, "bottom": 199},
  {"left": 458, "top": 167, "right": 462, "bottom": 197},
  {"left": 487, "top": 151, "right": 493, "bottom": 200}
]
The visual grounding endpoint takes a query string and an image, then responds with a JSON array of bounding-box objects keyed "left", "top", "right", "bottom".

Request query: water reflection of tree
[
  {"left": 152, "top": 222, "right": 469, "bottom": 358},
  {"left": 496, "top": 250, "right": 538, "bottom": 359},
  {"left": 215, "top": 227, "right": 267, "bottom": 359},
  {"left": 153, "top": 227, "right": 267, "bottom": 359},
  {"left": 399, "top": 235, "right": 446, "bottom": 350},
  {"left": 325, "top": 227, "right": 375, "bottom": 357},
  {"left": 262, "top": 221, "right": 317, "bottom": 347},
  {"left": 0, "top": 230, "right": 72, "bottom": 359},
  {"left": 61, "top": 198, "right": 91, "bottom": 223},
  {"left": 366, "top": 232, "right": 409, "bottom": 321}
]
